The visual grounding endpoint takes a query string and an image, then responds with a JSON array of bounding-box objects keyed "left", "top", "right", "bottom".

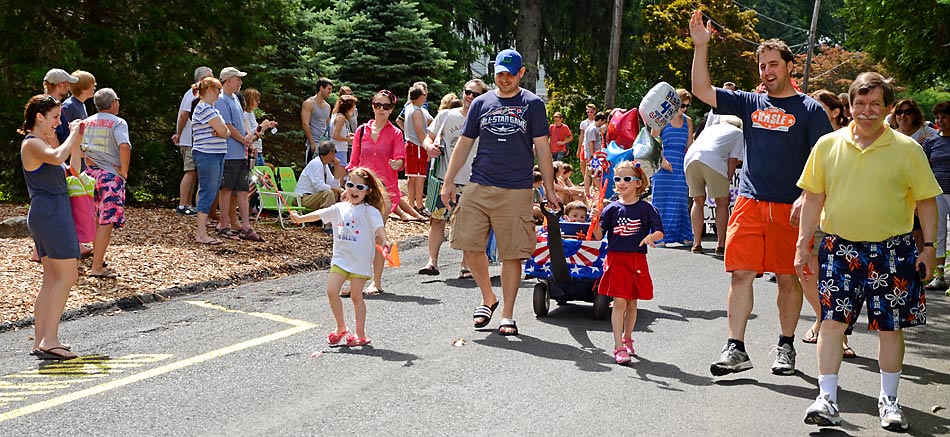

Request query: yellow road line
[{"left": 0, "top": 301, "right": 317, "bottom": 423}]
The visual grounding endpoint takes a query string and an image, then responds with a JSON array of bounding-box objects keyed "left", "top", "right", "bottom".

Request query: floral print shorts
[{"left": 817, "top": 233, "right": 926, "bottom": 331}]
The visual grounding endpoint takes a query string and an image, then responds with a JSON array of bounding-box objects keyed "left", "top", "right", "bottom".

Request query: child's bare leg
[
  {"left": 349, "top": 277, "right": 369, "bottom": 338},
  {"left": 623, "top": 299, "right": 638, "bottom": 340},
  {"left": 326, "top": 272, "right": 348, "bottom": 332},
  {"left": 611, "top": 297, "right": 628, "bottom": 349}
]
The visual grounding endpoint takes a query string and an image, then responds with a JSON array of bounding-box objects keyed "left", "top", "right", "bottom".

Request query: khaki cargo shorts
[{"left": 450, "top": 182, "right": 535, "bottom": 261}]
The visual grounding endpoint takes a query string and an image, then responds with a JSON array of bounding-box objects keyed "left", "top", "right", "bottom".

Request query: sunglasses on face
[
  {"left": 681, "top": 103, "right": 691, "bottom": 109},
  {"left": 345, "top": 181, "right": 370, "bottom": 191},
  {"left": 372, "top": 102, "right": 394, "bottom": 111},
  {"left": 613, "top": 176, "right": 640, "bottom": 183},
  {"left": 463, "top": 89, "right": 482, "bottom": 97},
  {"left": 894, "top": 109, "right": 913, "bottom": 116}
]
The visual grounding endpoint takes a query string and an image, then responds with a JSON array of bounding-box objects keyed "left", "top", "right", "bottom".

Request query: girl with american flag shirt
[{"left": 593, "top": 160, "right": 664, "bottom": 364}]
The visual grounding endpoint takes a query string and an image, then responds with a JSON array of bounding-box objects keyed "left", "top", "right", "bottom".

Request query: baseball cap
[
  {"left": 44, "top": 68, "right": 79, "bottom": 84},
  {"left": 220, "top": 67, "right": 247, "bottom": 81},
  {"left": 494, "top": 49, "right": 523, "bottom": 75}
]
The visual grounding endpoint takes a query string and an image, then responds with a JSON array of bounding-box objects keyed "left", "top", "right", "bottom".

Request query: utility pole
[
  {"left": 605, "top": 0, "right": 623, "bottom": 107},
  {"left": 802, "top": 0, "right": 821, "bottom": 93}
]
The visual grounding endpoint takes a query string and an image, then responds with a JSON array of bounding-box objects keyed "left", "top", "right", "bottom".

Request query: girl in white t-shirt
[{"left": 290, "top": 167, "right": 391, "bottom": 347}]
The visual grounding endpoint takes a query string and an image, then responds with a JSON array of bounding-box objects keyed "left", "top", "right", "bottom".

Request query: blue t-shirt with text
[
  {"left": 715, "top": 88, "right": 833, "bottom": 204},
  {"left": 599, "top": 200, "right": 663, "bottom": 253},
  {"left": 461, "top": 88, "right": 549, "bottom": 189},
  {"left": 214, "top": 92, "right": 247, "bottom": 160}
]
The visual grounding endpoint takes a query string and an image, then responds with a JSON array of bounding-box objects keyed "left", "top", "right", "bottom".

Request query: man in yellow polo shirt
[{"left": 794, "top": 72, "right": 941, "bottom": 431}]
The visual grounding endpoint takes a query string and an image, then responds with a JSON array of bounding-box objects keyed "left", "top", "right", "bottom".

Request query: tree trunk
[
  {"left": 605, "top": 0, "right": 623, "bottom": 108},
  {"left": 516, "top": 0, "right": 541, "bottom": 93}
]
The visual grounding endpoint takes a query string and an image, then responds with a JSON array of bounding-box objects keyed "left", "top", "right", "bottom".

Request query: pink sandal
[
  {"left": 613, "top": 348, "right": 631, "bottom": 364},
  {"left": 345, "top": 334, "right": 372, "bottom": 347},
  {"left": 622, "top": 338, "right": 635, "bottom": 355},
  {"left": 327, "top": 329, "right": 350, "bottom": 345}
]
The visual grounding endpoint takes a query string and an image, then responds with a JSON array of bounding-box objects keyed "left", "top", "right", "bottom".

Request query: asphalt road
[{"left": 1, "top": 236, "right": 948, "bottom": 436}]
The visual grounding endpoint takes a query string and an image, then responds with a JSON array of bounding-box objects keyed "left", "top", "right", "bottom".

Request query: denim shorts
[
  {"left": 192, "top": 150, "right": 225, "bottom": 214},
  {"left": 817, "top": 233, "right": 926, "bottom": 331}
]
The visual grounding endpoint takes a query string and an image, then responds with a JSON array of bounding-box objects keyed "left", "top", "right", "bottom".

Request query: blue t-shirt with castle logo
[
  {"left": 715, "top": 88, "right": 833, "bottom": 204},
  {"left": 461, "top": 88, "right": 549, "bottom": 189}
]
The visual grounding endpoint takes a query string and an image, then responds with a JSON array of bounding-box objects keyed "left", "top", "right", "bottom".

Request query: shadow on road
[
  {"left": 473, "top": 333, "right": 612, "bottom": 373},
  {"left": 627, "top": 355, "right": 714, "bottom": 391},
  {"left": 366, "top": 292, "right": 442, "bottom": 306},
  {"left": 333, "top": 346, "right": 419, "bottom": 367}
]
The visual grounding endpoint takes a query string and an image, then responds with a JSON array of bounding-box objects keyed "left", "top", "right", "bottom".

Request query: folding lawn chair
[
  {"left": 251, "top": 166, "right": 307, "bottom": 229},
  {"left": 276, "top": 167, "right": 299, "bottom": 193}
]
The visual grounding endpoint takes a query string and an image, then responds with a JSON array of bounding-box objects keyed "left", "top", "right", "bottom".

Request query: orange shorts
[{"left": 724, "top": 196, "right": 806, "bottom": 275}]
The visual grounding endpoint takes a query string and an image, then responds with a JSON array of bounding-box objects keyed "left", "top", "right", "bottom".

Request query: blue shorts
[{"left": 817, "top": 233, "right": 926, "bottom": 331}]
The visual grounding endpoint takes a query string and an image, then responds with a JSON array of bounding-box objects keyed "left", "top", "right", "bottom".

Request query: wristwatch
[
  {"left": 79, "top": 143, "right": 88, "bottom": 152},
  {"left": 924, "top": 242, "right": 935, "bottom": 247}
]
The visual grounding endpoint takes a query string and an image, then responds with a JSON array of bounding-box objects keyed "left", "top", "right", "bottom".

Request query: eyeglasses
[
  {"left": 345, "top": 181, "right": 370, "bottom": 191},
  {"left": 613, "top": 176, "right": 640, "bottom": 183},
  {"left": 681, "top": 103, "right": 691, "bottom": 109},
  {"left": 463, "top": 89, "right": 482, "bottom": 98},
  {"left": 894, "top": 109, "right": 913, "bottom": 116},
  {"left": 372, "top": 102, "right": 394, "bottom": 111}
]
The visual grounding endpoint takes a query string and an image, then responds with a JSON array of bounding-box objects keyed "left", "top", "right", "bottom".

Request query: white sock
[
  {"left": 818, "top": 374, "right": 839, "bottom": 403},
  {"left": 881, "top": 370, "right": 901, "bottom": 399}
]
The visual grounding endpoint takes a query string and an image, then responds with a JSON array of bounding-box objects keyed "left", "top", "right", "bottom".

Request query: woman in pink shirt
[{"left": 346, "top": 89, "right": 405, "bottom": 294}]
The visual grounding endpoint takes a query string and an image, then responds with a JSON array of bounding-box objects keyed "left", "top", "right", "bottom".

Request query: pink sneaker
[
  {"left": 345, "top": 334, "right": 372, "bottom": 347},
  {"left": 613, "top": 348, "right": 631, "bottom": 365},
  {"left": 622, "top": 338, "right": 635, "bottom": 355}
]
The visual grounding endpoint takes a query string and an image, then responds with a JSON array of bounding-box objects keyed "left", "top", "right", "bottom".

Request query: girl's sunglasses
[
  {"left": 463, "top": 89, "right": 482, "bottom": 97},
  {"left": 893, "top": 109, "right": 913, "bottom": 116},
  {"left": 613, "top": 176, "right": 640, "bottom": 183},
  {"left": 345, "top": 181, "right": 370, "bottom": 191},
  {"left": 372, "top": 102, "right": 394, "bottom": 111}
]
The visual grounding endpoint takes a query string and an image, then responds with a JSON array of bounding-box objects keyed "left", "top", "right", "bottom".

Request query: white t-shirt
[
  {"left": 295, "top": 157, "right": 340, "bottom": 195},
  {"left": 684, "top": 123, "right": 745, "bottom": 177},
  {"left": 177, "top": 88, "right": 197, "bottom": 146},
  {"left": 244, "top": 111, "right": 262, "bottom": 152},
  {"left": 318, "top": 202, "right": 384, "bottom": 277},
  {"left": 427, "top": 107, "right": 478, "bottom": 185}
]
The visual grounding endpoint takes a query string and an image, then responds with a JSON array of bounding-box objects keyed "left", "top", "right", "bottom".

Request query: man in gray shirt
[
  {"left": 301, "top": 78, "right": 333, "bottom": 163},
  {"left": 81, "top": 88, "right": 132, "bottom": 279}
]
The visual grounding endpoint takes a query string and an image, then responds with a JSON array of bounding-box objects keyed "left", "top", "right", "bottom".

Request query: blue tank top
[{"left": 22, "top": 135, "right": 68, "bottom": 197}]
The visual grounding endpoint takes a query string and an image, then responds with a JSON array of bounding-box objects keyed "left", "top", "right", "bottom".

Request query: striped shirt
[{"left": 191, "top": 102, "right": 227, "bottom": 154}]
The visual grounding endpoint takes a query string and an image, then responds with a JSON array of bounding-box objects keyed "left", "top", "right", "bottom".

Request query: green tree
[
  {"left": 790, "top": 45, "right": 889, "bottom": 95},
  {"left": 310, "top": 0, "right": 454, "bottom": 115},
  {"left": 839, "top": 0, "right": 950, "bottom": 88}
]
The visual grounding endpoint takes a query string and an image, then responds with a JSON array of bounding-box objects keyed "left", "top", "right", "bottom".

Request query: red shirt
[{"left": 549, "top": 123, "right": 573, "bottom": 153}]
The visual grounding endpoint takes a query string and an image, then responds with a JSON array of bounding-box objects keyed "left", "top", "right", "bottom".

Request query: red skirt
[
  {"left": 598, "top": 251, "right": 653, "bottom": 300},
  {"left": 404, "top": 141, "right": 429, "bottom": 177}
]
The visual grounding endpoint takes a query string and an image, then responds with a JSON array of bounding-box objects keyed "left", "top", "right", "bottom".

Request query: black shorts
[{"left": 221, "top": 159, "right": 250, "bottom": 192}]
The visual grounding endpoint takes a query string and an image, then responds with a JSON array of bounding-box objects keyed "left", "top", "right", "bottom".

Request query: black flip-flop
[
  {"left": 30, "top": 346, "right": 76, "bottom": 360},
  {"left": 418, "top": 265, "right": 440, "bottom": 276},
  {"left": 459, "top": 269, "right": 473, "bottom": 279},
  {"left": 498, "top": 319, "right": 519, "bottom": 336},
  {"left": 473, "top": 301, "right": 499, "bottom": 328},
  {"left": 89, "top": 271, "right": 118, "bottom": 279}
]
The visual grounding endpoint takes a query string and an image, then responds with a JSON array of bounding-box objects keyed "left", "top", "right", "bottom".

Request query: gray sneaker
[
  {"left": 804, "top": 394, "right": 841, "bottom": 426},
  {"left": 879, "top": 396, "right": 909, "bottom": 431},
  {"left": 710, "top": 343, "right": 752, "bottom": 376},
  {"left": 770, "top": 343, "right": 797, "bottom": 375}
]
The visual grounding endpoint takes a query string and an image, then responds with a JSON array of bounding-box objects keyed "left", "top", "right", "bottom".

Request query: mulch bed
[{"left": 0, "top": 203, "right": 429, "bottom": 329}]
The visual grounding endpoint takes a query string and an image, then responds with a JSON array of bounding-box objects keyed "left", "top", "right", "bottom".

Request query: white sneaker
[
  {"left": 804, "top": 394, "right": 841, "bottom": 426},
  {"left": 770, "top": 343, "right": 797, "bottom": 375},
  {"left": 925, "top": 275, "right": 947, "bottom": 290},
  {"left": 879, "top": 396, "right": 909, "bottom": 431}
]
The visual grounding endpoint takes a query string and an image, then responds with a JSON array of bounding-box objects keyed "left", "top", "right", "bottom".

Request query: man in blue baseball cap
[{"left": 441, "top": 48, "right": 558, "bottom": 337}]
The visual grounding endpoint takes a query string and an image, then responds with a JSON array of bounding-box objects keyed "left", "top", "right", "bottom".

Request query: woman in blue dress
[
  {"left": 651, "top": 88, "right": 694, "bottom": 245},
  {"left": 20, "top": 94, "right": 85, "bottom": 360}
]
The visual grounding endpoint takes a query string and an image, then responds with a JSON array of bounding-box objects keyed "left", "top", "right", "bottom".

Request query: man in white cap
[
  {"left": 441, "top": 49, "right": 558, "bottom": 336},
  {"left": 42, "top": 69, "right": 79, "bottom": 146},
  {"left": 81, "top": 88, "right": 132, "bottom": 279},
  {"left": 172, "top": 66, "right": 214, "bottom": 216},
  {"left": 214, "top": 67, "right": 262, "bottom": 242}
]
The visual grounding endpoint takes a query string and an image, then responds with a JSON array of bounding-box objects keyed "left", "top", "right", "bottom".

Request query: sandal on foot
[
  {"left": 802, "top": 327, "right": 819, "bottom": 344},
  {"left": 473, "top": 301, "right": 499, "bottom": 328},
  {"left": 418, "top": 265, "right": 440, "bottom": 276},
  {"left": 238, "top": 228, "right": 265, "bottom": 242},
  {"left": 614, "top": 348, "right": 631, "bottom": 364},
  {"left": 459, "top": 269, "right": 473, "bottom": 279},
  {"left": 691, "top": 245, "right": 703, "bottom": 254},
  {"left": 89, "top": 270, "right": 118, "bottom": 279},
  {"left": 345, "top": 334, "right": 372, "bottom": 347},
  {"left": 30, "top": 346, "right": 77, "bottom": 360},
  {"left": 327, "top": 329, "right": 350, "bottom": 345},
  {"left": 715, "top": 246, "right": 726, "bottom": 256},
  {"left": 622, "top": 338, "right": 635, "bottom": 355},
  {"left": 842, "top": 345, "right": 857, "bottom": 359},
  {"left": 498, "top": 318, "right": 519, "bottom": 336},
  {"left": 364, "top": 285, "right": 384, "bottom": 295},
  {"left": 216, "top": 228, "right": 240, "bottom": 241}
]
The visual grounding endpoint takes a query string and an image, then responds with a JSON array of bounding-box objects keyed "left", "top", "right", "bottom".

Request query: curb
[{"left": 0, "top": 235, "right": 427, "bottom": 333}]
